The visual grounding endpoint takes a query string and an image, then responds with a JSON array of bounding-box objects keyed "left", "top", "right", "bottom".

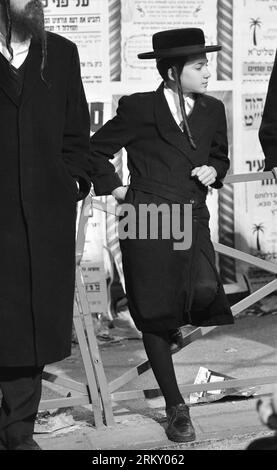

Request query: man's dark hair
[
  {"left": 0, "top": 0, "right": 48, "bottom": 84},
  {"left": 156, "top": 57, "right": 187, "bottom": 82}
]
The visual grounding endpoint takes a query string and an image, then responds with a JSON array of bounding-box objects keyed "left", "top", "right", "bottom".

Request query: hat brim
[{"left": 138, "top": 44, "right": 221, "bottom": 60}]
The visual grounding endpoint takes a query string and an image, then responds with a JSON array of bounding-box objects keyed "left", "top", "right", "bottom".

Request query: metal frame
[
  {"left": 101, "top": 169, "right": 277, "bottom": 403},
  {"left": 40, "top": 169, "right": 277, "bottom": 427}
]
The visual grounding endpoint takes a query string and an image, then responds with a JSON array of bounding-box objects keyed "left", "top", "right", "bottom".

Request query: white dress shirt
[
  {"left": 0, "top": 32, "right": 30, "bottom": 69},
  {"left": 163, "top": 84, "right": 195, "bottom": 130}
]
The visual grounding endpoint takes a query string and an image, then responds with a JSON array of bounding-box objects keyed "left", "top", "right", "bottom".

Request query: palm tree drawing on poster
[
  {"left": 250, "top": 18, "right": 262, "bottom": 46},
  {"left": 252, "top": 223, "right": 265, "bottom": 252}
]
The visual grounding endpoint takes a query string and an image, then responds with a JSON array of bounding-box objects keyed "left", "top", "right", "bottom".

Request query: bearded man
[{"left": 0, "top": 0, "right": 91, "bottom": 450}]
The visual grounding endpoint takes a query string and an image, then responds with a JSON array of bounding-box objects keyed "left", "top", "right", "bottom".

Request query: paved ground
[
  {"left": 35, "top": 397, "right": 274, "bottom": 450},
  {"left": 34, "top": 313, "right": 277, "bottom": 451}
]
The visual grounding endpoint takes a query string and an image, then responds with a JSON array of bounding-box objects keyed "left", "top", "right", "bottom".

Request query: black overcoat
[
  {"left": 90, "top": 84, "right": 234, "bottom": 332},
  {"left": 0, "top": 32, "right": 91, "bottom": 366},
  {"left": 259, "top": 51, "right": 277, "bottom": 170}
]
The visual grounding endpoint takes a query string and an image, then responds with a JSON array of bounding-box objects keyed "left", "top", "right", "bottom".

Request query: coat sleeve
[
  {"left": 259, "top": 51, "right": 277, "bottom": 171},
  {"left": 62, "top": 43, "right": 91, "bottom": 201},
  {"left": 89, "top": 96, "right": 134, "bottom": 196},
  {"left": 208, "top": 101, "right": 230, "bottom": 189}
]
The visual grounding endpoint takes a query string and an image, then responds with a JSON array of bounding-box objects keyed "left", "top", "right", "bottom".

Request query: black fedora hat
[{"left": 138, "top": 28, "right": 221, "bottom": 60}]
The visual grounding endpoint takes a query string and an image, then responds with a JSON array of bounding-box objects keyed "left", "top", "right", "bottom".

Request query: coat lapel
[
  {"left": 0, "top": 39, "right": 42, "bottom": 107},
  {"left": 0, "top": 53, "right": 20, "bottom": 106},
  {"left": 21, "top": 39, "right": 42, "bottom": 106},
  {"left": 154, "top": 83, "right": 213, "bottom": 168},
  {"left": 188, "top": 93, "right": 212, "bottom": 143}
]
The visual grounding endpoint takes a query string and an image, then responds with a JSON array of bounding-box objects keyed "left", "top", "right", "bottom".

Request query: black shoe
[
  {"left": 247, "top": 435, "right": 277, "bottom": 450},
  {"left": 168, "top": 329, "right": 184, "bottom": 353},
  {"left": 12, "top": 437, "right": 41, "bottom": 450},
  {"left": 166, "top": 403, "right": 196, "bottom": 443}
]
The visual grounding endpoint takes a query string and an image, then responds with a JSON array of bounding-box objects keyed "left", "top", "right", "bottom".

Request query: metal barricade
[{"left": 41, "top": 168, "right": 277, "bottom": 428}]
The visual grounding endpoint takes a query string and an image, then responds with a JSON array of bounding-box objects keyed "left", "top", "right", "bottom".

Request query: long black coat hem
[
  {"left": 129, "top": 312, "right": 234, "bottom": 334},
  {"left": 0, "top": 350, "right": 72, "bottom": 368}
]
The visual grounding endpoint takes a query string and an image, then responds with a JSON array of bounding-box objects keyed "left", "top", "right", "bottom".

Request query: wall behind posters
[{"left": 44, "top": 0, "right": 277, "bottom": 294}]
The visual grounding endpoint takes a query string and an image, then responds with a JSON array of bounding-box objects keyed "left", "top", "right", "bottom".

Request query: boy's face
[{"left": 178, "top": 53, "right": 211, "bottom": 94}]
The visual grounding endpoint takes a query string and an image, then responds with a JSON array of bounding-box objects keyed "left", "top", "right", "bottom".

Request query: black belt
[{"left": 129, "top": 175, "right": 206, "bottom": 206}]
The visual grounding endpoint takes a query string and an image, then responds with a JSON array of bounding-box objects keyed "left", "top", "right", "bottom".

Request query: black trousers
[{"left": 0, "top": 366, "right": 43, "bottom": 449}]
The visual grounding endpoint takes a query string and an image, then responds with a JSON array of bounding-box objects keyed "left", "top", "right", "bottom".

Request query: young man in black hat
[{"left": 90, "top": 28, "right": 233, "bottom": 443}]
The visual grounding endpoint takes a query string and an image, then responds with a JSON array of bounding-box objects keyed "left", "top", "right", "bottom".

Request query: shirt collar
[
  {"left": 164, "top": 83, "right": 195, "bottom": 104},
  {"left": 163, "top": 84, "right": 195, "bottom": 123},
  {"left": 0, "top": 31, "right": 31, "bottom": 60}
]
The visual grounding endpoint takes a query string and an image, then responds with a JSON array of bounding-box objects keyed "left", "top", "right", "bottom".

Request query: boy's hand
[
  {"left": 191, "top": 165, "right": 217, "bottom": 187},
  {"left": 112, "top": 185, "right": 129, "bottom": 202}
]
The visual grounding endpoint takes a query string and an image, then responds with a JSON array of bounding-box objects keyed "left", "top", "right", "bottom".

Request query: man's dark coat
[
  {"left": 259, "top": 51, "right": 277, "bottom": 170},
  {"left": 90, "top": 85, "right": 234, "bottom": 332},
  {"left": 0, "top": 32, "right": 91, "bottom": 366}
]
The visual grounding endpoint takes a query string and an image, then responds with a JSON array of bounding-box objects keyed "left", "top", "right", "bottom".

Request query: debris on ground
[
  {"left": 34, "top": 403, "right": 83, "bottom": 435},
  {"left": 189, "top": 367, "right": 258, "bottom": 405},
  {"left": 111, "top": 307, "right": 142, "bottom": 340},
  {"left": 224, "top": 348, "right": 238, "bottom": 354},
  {"left": 237, "top": 294, "right": 277, "bottom": 318}
]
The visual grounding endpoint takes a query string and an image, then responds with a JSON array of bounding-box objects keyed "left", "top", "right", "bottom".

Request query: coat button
[{"left": 190, "top": 199, "right": 195, "bottom": 204}]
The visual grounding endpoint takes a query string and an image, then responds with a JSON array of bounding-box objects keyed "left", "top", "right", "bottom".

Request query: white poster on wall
[
  {"left": 233, "top": 0, "right": 277, "bottom": 290},
  {"left": 234, "top": 90, "right": 277, "bottom": 289},
  {"left": 121, "top": 0, "right": 218, "bottom": 84},
  {"left": 240, "top": 0, "right": 277, "bottom": 85},
  {"left": 43, "top": 0, "right": 110, "bottom": 101}
]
